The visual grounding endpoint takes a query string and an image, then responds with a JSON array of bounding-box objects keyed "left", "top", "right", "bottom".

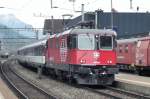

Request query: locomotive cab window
[
  {"left": 100, "top": 36, "right": 112, "bottom": 50},
  {"left": 77, "top": 34, "right": 95, "bottom": 50},
  {"left": 56, "top": 38, "right": 59, "bottom": 48}
]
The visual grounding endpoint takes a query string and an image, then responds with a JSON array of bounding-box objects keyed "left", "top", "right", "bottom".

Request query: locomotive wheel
[{"left": 137, "top": 70, "right": 144, "bottom": 76}]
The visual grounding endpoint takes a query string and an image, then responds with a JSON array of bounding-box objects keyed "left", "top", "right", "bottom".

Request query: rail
[{"left": 0, "top": 61, "right": 58, "bottom": 99}]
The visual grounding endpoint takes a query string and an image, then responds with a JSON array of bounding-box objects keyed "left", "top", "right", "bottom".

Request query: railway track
[
  {"left": 2, "top": 59, "right": 150, "bottom": 99},
  {"left": 0, "top": 61, "right": 58, "bottom": 99},
  {"left": 81, "top": 85, "right": 150, "bottom": 99}
]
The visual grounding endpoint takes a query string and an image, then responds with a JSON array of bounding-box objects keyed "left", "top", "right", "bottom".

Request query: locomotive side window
[
  {"left": 71, "top": 35, "right": 77, "bottom": 49},
  {"left": 78, "top": 34, "right": 95, "bottom": 50},
  {"left": 49, "top": 39, "right": 53, "bottom": 48},
  {"left": 61, "top": 39, "right": 65, "bottom": 48},
  {"left": 100, "top": 36, "right": 112, "bottom": 50},
  {"left": 56, "top": 38, "right": 59, "bottom": 48},
  {"left": 67, "top": 35, "right": 77, "bottom": 49}
]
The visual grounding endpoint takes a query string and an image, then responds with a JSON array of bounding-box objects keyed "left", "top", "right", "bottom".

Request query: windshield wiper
[{"left": 86, "top": 33, "right": 94, "bottom": 49}]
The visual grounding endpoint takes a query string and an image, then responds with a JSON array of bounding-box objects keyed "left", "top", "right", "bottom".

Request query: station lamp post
[
  {"left": 50, "top": 0, "right": 58, "bottom": 8},
  {"left": 74, "top": 4, "right": 85, "bottom": 22},
  {"left": 111, "top": 0, "right": 113, "bottom": 29}
]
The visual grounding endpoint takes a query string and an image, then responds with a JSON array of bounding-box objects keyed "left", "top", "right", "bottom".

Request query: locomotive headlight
[
  {"left": 109, "top": 60, "right": 112, "bottom": 63},
  {"left": 107, "top": 60, "right": 112, "bottom": 64},
  {"left": 93, "top": 52, "right": 100, "bottom": 59},
  {"left": 80, "top": 59, "right": 86, "bottom": 64}
]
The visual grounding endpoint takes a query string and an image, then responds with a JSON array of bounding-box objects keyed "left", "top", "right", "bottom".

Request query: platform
[
  {"left": 0, "top": 77, "right": 18, "bottom": 99},
  {"left": 116, "top": 73, "right": 150, "bottom": 95}
]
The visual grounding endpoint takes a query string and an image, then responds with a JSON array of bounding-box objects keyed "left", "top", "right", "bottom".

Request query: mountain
[
  {"left": 0, "top": 14, "right": 32, "bottom": 28},
  {"left": 0, "top": 14, "right": 36, "bottom": 37},
  {"left": 0, "top": 14, "right": 37, "bottom": 53}
]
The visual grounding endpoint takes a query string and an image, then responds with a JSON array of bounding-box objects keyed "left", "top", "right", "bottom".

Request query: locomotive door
[{"left": 60, "top": 38, "right": 68, "bottom": 63}]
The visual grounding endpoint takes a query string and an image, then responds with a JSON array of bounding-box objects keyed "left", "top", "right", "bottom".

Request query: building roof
[{"left": 43, "top": 19, "right": 70, "bottom": 34}]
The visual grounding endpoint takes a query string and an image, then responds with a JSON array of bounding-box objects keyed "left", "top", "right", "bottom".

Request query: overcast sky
[{"left": 0, "top": 0, "right": 150, "bottom": 28}]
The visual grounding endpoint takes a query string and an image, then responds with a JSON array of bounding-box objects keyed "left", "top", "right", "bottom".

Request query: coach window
[
  {"left": 125, "top": 45, "right": 128, "bottom": 53},
  {"left": 40, "top": 45, "right": 44, "bottom": 55},
  {"left": 39, "top": 46, "right": 42, "bottom": 55},
  {"left": 39, "top": 45, "right": 43, "bottom": 55},
  {"left": 38, "top": 46, "right": 41, "bottom": 55},
  {"left": 34, "top": 47, "right": 37, "bottom": 55}
]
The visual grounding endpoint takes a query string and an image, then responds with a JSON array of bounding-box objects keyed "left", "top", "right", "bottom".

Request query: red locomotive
[
  {"left": 44, "top": 29, "right": 118, "bottom": 85},
  {"left": 117, "top": 36, "right": 150, "bottom": 75},
  {"left": 17, "top": 28, "right": 118, "bottom": 85}
]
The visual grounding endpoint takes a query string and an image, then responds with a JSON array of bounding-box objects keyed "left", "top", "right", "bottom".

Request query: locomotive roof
[
  {"left": 18, "top": 39, "right": 46, "bottom": 50},
  {"left": 69, "top": 29, "right": 117, "bottom": 35},
  {"left": 49, "top": 29, "right": 117, "bottom": 38}
]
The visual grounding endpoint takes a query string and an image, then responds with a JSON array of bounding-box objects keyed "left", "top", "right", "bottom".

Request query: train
[
  {"left": 0, "top": 52, "right": 10, "bottom": 58},
  {"left": 17, "top": 39, "right": 46, "bottom": 67},
  {"left": 17, "top": 28, "right": 118, "bottom": 85},
  {"left": 117, "top": 36, "right": 150, "bottom": 75}
]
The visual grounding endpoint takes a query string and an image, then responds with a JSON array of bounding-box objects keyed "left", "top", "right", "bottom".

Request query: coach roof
[{"left": 18, "top": 40, "right": 46, "bottom": 50}]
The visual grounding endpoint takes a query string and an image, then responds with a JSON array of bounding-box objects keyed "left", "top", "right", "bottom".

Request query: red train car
[
  {"left": 136, "top": 36, "right": 150, "bottom": 74},
  {"left": 45, "top": 28, "right": 118, "bottom": 85},
  {"left": 117, "top": 36, "right": 150, "bottom": 75},
  {"left": 117, "top": 38, "right": 138, "bottom": 71}
]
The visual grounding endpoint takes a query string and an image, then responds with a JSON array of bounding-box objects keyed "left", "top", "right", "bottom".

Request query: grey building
[
  {"left": 66, "top": 11, "right": 150, "bottom": 38},
  {"left": 97, "top": 11, "right": 150, "bottom": 38},
  {"left": 43, "top": 19, "right": 70, "bottom": 35}
]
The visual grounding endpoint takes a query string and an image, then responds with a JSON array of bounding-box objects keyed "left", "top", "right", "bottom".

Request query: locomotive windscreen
[
  {"left": 78, "top": 34, "right": 95, "bottom": 50},
  {"left": 77, "top": 34, "right": 113, "bottom": 50},
  {"left": 100, "top": 36, "right": 112, "bottom": 50}
]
